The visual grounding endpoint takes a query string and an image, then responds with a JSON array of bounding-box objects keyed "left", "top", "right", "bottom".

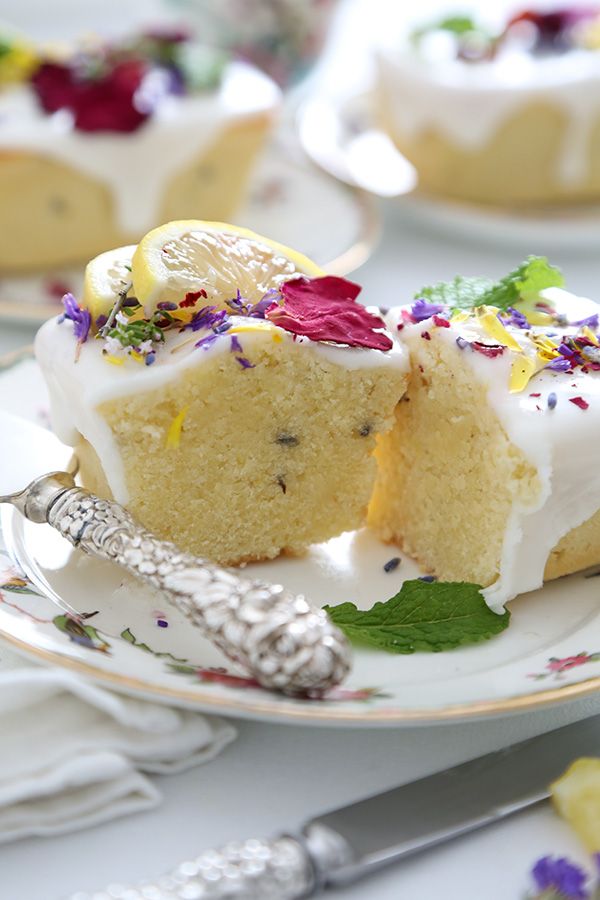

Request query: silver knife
[{"left": 70, "top": 714, "right": 600, "bottom": 899}]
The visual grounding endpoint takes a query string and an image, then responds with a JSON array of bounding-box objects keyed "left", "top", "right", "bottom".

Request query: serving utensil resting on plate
[{"left": 0, "top": 413, "right": 351, "bottom": 695}]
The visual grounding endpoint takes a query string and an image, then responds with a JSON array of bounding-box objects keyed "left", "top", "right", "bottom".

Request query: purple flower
[
  {"left": 503, "top": 307, "right": 529, "bottom": 329},
  {"left": 157, "top": 301, "right": 178, "bottom": 311},
  {"left": 61, "top": 292, "right": 91, "bottom": 344},
  {"left": 574, "top": 314, "right": 599, "bottom": 329},
  {"left": 226, "top": 288, "right": 276, "bottom": 319},
  {"left": 230, "top": 335, "right": 242, "bottom": 353},
  {"left": 184, "top": 305, "right": 230, "bottom": 333},
  {"left": 410, "top": 298, "right": 445, "bottom": 323},
  {"left": 546, "top": 357, "right": 572, "bottom": 372},
  {"left": 195, "top": 333, "right": 218, "bottom": 350},
  {"left": 531, "top": 855, "right": 590, "bottom": 899},
  {"left": 236, "top": 356, "right": 255, "bottom": 369}
]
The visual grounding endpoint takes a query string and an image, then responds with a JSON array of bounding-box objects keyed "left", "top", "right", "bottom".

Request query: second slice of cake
[
  {"left": 36, "top": 220, "right": 408, "bottom": 565},
  {"left": 369, "top": 259, "right": 600, "bottom": 610}
]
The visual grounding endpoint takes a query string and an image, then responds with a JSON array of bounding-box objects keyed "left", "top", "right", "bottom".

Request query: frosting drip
[{"left": 0, "top": 63, "right": 280, "bottom": 233}]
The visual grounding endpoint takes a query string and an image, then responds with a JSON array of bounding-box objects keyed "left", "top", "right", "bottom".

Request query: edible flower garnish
[
  {"left": 529, "top": 855, "right": 591, "bottom": 899},
  {"left": 24, "top": 30, "right": 226, "bottom": 133},
  {"left": 265, "top": 276, "right": 393, "bottom": 351},
  {"left": 59, "top": 292, "right": 91, "bottom": 359}
]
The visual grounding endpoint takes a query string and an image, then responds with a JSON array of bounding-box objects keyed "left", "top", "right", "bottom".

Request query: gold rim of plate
[{"left": 2, "top": 353, "right": 597, "bottom": 724}]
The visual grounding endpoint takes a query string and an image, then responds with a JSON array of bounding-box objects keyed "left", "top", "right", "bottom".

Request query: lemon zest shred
[
  {"left": 166, "top": 405, "right": 190, "bottom": 450},
  {"left": 228, "top": 324, "right": 273, "bottom": 335}
]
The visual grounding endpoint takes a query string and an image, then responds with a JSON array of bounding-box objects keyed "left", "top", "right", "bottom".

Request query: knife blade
[
  {"left": 70, "top": 714, "right": 600, "bottom": 899},
  {"left": 306, "top": 713, "right": 600, "bottom": 889}
]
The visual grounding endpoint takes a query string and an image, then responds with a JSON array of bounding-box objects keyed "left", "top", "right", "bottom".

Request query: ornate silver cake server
[
  {"left": 68, "top": 714, "right": 600, "bottom": 899},
  {"left": 0, "top": 412, "right": 351, "bottom": 695}
]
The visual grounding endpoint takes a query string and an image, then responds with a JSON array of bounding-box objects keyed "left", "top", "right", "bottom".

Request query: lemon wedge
[
  {"left": 82, "top": 245, "right": 136, "bottom": 323},
  {"left": 131, "top": 220, "right": 323, "bottom": 314},
  {"left": 551, "top": 757, "right": 600, "bottom": 852}
]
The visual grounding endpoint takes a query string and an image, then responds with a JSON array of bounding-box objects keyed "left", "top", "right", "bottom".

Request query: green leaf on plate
[{"left": 324, "top": 580, "right": 510, "bottom": 654}]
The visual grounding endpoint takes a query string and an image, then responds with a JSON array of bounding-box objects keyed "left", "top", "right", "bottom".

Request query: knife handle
[
  {"left": 68, "top": 835, "right": 316, "bottom": 900},
  {"left": 18, "top": 474, "right": 351, "bottom": 696}
]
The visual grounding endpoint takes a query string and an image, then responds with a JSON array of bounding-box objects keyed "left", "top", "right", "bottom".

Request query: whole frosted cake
[
  {"left": 369, "top": 257, "right": 600, "bottom": 609},
  {"left": 377, "top": 8, "right": 600, "bottom": 205},
  {"left": 36, "top": 220, "right": 408, "bottom": 565},
  {"left": 0, "top": 31, "right": 279, "bottom": 272}
]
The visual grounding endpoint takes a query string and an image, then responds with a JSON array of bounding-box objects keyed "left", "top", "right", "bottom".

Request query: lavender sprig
[
  {"left": 60, "top": 292, "right": 91, "bottom": 344},
  {"left": 530, "top": 855, "right": 595, "bottom": 899}
]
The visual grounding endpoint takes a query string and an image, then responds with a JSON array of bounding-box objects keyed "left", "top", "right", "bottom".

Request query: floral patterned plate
[
  {"left": 0, "top": 144, "right": 377, "bottom": 325},
  {"left": 2, "top": 355, "right": 600, "bottom": 726}
]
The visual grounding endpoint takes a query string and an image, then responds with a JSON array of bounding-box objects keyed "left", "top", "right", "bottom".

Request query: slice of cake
[
  {"left": 377, "top": 8, "right": 600, "bottom": 205},
  {"left": 368, "top": 257, "right": 600, "bottom": 610},
  {"left": 36, "top": 220, "right": 408, "bottom": 565},
  {"left": 0, "top": 30, "right": 279, "bottom": 272}
]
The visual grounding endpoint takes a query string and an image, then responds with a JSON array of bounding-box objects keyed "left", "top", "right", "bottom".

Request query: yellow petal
[
  {"left": 509, "top": 355, "right": 537, "bottom": 393},
  {"left": 476, "top": 306, "right": 522, "bottom": 352},
  {"left": 165, "top": 405, "right": 190, "bottom": 450}
]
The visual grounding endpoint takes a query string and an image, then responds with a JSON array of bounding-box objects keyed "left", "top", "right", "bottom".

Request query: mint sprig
[
  {"left": 416, "top": 256, "right": 564, "bottom": 313},
  {"left": 418, "top": 275, "right": 493, "bottom": 310},
  {"left": 324, "top": 580, "right": 510, "bottom": 654}
]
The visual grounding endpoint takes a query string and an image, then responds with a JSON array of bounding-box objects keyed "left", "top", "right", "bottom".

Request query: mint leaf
[
  {"left": 324, "top": 580, "right": 510, "bottom": 654},
  {"left": 415, "top": 256, "right": 564, "bottom": 313},
  {"left": 417, "top": 275, "right": 494, "bottom": 310},
  {"left": 412, "top": 15, "right": 481, "bottom": 42},
  {"left": 482, "top": 256, "right": 564, "bottom": 310}
]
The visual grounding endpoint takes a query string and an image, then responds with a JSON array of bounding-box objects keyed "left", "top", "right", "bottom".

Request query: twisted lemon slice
[
  {"left": 551, "top": 758, "right": 600, "bottom": 852},
  {"left": 130, "top": 220, "right": 323, "bottom": 313},
  {"left": 82, "top": 245, "right": 135, "bottom": 323}
]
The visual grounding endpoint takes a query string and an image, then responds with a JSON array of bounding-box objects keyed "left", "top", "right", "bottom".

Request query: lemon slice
[
  {"left": 131, "top": 220, "right": 323, "bottom": 314},
  {"left": 551, "top": 757, "right": 600, "bottom": 851},
  {"left": 82, "top": 245, "right": 136, "bottom": 323}
]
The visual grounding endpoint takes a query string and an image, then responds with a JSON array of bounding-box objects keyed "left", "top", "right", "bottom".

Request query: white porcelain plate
[
  {"left": 0, "top": 145, "right": 377, "bottom": 326},
  {"left": 2, "top": 355, "right": 600, "bottom": 727},
  {"left": 299, "top": 90, "right": 600, "bottom": 253}
]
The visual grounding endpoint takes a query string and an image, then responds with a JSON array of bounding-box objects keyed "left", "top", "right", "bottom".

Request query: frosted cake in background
[
  {"left": 377, "top": 8, "right": 600, "bottom": 205},
  {"left": 0, "top": 31, "right": 279, "bottom": 272},
  {"left": 35, "top": 220, "right": 408, "bottom": 565},
  {"left": 369, "top": 257, "right": 600, "bottom": 609}
]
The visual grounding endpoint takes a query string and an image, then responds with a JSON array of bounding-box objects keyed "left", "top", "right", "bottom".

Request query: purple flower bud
[
  {"left": 410, "top": 298, "right": 446, "bottom": 323},
  {"left": 531, "top": 855, "right": 590, "bottom": 899}
]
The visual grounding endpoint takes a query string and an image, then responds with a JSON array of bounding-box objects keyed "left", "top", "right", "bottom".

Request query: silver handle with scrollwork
[{"left": 8, "top": 470, "right": 352, "bottom": 696}]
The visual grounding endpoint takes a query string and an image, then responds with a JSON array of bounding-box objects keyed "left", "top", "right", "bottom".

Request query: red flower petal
[
  {"left": 472, "top": 341, "right": 506, "bottom": 358},
  {"left": 265, "top": 276, "right": 392, "bottom": 351},
  {"left": 569, "top": 396, "right": 589, "bottom": 410},
  {"left": 31, "top": 59, "right": 149, "bottom": 133}
]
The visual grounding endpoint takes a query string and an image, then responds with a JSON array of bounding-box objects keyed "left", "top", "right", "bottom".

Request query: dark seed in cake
[
  {"left": 383, "top": 557, "right": 401, "bottom": 573},
  {"left": 49, "top": 195, "right": 67, "bottom": 216},
  {"left": 276, "top": 433, "right": 299, "bottom": 446},
  {"left": 276, "top": 475, "right": 287, "bottom": 494},
  {"left": 358, "top": 423, "right": 372, "bottom": 437}
]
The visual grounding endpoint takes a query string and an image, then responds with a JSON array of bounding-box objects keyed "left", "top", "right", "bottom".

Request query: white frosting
[
  {"left": 35, "top": 312, "right": 407, "bottom": 505},
  {"left": 0, "top": 63, "right": 280, "bottom": 233},
  {"left": 390, "top": 288, "right": 600, "bottom": 610},
  {"left": 377, "top": 35, "right": 600, "bottom": 186}
]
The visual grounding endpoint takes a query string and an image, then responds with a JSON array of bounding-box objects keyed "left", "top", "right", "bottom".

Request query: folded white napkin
[{"left": 0, "top": 644, "right": 236, "bottom": 843}]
